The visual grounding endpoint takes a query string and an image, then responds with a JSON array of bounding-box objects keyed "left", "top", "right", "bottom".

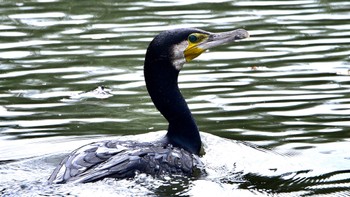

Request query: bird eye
[{"left": 188, "top": 34, "right": 198, "bottom": 43}]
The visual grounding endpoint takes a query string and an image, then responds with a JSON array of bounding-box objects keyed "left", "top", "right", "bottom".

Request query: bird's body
[
  {"left": 49, "top": 27, "right": 249, "bottom": 183},
  {"left": 49, "top": 139, "right": 202, "bottom": 183}
]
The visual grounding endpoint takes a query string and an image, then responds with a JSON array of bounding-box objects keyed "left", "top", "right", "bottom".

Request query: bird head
[{"left": 146, "top": 28, "right": 249, "bottom": 70}]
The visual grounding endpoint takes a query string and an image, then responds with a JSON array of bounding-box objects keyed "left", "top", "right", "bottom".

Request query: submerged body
[
  {"left": 49, "top": 27, "right": 249, "bottom": 183},
  {"left": 49, "top": 139, "right": 202, "bottom": 183}
]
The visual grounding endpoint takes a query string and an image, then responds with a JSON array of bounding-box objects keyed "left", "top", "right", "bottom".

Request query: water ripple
[{"left": 1, "top": 0, "right": 350, "bottom": 195}]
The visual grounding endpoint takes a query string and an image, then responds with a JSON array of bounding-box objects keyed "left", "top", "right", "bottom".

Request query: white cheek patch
[{"left": 171, "top": 41, "right": 189, "bottom": 71}]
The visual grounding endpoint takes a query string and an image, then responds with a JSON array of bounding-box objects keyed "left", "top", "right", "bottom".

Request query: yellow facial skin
[{"left": 184, "top": 33, "right": 209, "bottom": 62}]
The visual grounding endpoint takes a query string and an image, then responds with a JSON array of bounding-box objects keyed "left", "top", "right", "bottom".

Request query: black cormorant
[{"left": 48, "top": 27, "right": 249, "bottom": 183}]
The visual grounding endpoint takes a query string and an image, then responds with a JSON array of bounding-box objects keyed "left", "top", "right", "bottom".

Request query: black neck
[{"left": 144, "top": 50, "right": 201, "bottom": 155}]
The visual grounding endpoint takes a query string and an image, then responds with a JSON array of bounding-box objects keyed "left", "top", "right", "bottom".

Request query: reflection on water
[{"left": 1, "top": 0, "right": 350, "bottom": 196}]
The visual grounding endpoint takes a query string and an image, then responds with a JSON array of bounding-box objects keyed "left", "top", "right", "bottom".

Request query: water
[{"left": 1, "top": 0, "right": 350, "bottom": 196}]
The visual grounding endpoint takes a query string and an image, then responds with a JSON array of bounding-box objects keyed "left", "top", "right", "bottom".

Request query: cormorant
[{"left": 48, "top": 27, "right": 249, "bottom": 183}]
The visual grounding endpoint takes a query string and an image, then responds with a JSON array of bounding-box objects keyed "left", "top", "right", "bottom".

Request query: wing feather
[{"left": 49, "top": 141, "right": 203, "bottom": 183}]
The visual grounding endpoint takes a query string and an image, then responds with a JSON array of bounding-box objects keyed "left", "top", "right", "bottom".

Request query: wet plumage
[{"left": 49, "top": 140, "right": 202, "bottom": 183}]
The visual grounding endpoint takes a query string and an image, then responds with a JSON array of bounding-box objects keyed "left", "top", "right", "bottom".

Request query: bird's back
[{"left": 48, "top": 140, "right": 204, "bottom": 183}]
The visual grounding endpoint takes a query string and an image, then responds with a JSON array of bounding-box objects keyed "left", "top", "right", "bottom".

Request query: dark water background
[{"left": 1, "top": 0, "right": 350, "bottom": 196}]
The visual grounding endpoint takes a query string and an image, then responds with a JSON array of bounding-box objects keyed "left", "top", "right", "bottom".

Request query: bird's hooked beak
[{"left": 184, "top": 29, "right": 249, "bottom": 62}]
